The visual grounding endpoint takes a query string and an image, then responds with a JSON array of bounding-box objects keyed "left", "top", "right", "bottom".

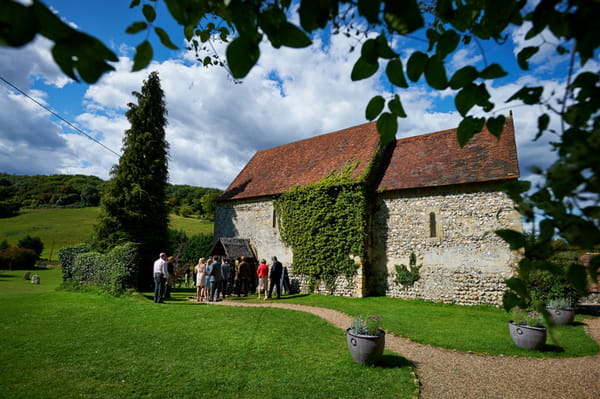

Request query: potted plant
[
  {"left": 509, "top": 308, "right": 547, "bottom": 350},
  {"left": 346, "top": 315, "right": 385, "bottom": 365},
  {"left": 546, "top": 297, "right": 575, "bottom": 325}
]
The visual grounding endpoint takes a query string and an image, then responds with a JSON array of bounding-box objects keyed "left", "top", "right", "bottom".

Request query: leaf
[
  {"left": 385, "top": 59, "right": 408, "bottom": 88},
  {"left": 154, "top": 27, "right": 179, "bottom": 49},
  {"left": 226, "top": 35, "right": 260, "bottom": 78},
  {"left": 383, "top": 0, "right": 424, "bottom": 34},
  {"left": 126, "top": 21, "right": 148, "bottom": 34},
  {"left": 388, "top": 95, "right": 407, "bottom": 118},
  {"left": 436, "top": 30, "right": 460, "bottom": 59},
  {"left": 358, "top": 0, "right": 380, "bottom": 24},
  {"left": 486, "top": 115, "right": 506, "bottom": 138},
  {"left": 567, "top": 264, "right": 590, "bottom": 296},
  {"left": 129, "top": 0, "right": 141, "bottom": 8},
  {"left": 536, "top": 114, "right": 550, "bottom": 139},
  {"left": 406, "top": 51, "right": 428, "bottom": 82},
  {"left": 480, "top": 63, "right": 507, "bottom": 79},
  {"left": 503, "top": 291, "right": 525, "bottom": 312},
  {"left": 366, "top": 96, "right": 385, "bottom": 121},
  {"left": 142, "top": 4, "right": 156, "bottom": 23},
  {"left": 0, "top": 0, "right": 37, "bottom": 47},
  {"left": 376, "top": 34, "right": 397, "bottom": 59},
  {"left": 455, "top": 83, "right": 477, "bottom": 116},
  {"left": 376, "top": 112, "right": 397, "bottom": 145},
  {"left": 496, "top": 229, "right": 527, "bottom": 250},
  {"left": 457, "top": 116, "right": 485, "bottom": 146},
  {"left": 449, "top": 66, "right": 478, "bottom": 89},
  {"left": 351, "top": 57, "right": 379, "bottom": 81},
  {"left": 132, "top": 40, "right": 153, "bottom": 71},
  {"left": 517, "top": 46, "right": 538, "bottom": 70},
  {"left": 505, "top": 277, "right": 530, "bottom": 300},
  {"left": 279, "top": 22, "right": 312, "bottom": 48},
  {"left": 507, "top": 86, "right": 543, "bottom": 105},
  {"left": 184, "top": 25, "right": 194, "bottom": 41},
  {"left": 424, "top": 55, "right": 448, "bottom": 90}
]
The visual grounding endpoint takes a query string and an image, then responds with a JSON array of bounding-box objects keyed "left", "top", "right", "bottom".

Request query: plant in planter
[
  {"left": 346, "top": 315, "right": 385, "bottom": 366},
  {"left": 546, "top": 297, "right": 576, "bottom": 325},
  {"left": 509, "top": 308, "right": 547, "bottom": 350}
]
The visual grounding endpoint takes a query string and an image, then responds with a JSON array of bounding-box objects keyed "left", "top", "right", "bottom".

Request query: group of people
[
  {"left": 152, "top": 252, "right": 177, "bottom": 304},
  {"left": 153, "top": 252, "right": 290, "bottom": 304},
  {"left": 194, "top": 255, "right": 287, "bottom": 302}
]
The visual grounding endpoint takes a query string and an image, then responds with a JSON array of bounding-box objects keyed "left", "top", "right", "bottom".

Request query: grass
[
  {"left": 0, "top": 208, "right": 213, "bottom": 261},
  {"left": 0, "top": 268, "right": 417, "bottom": 399},
  {"left": 222, "top": 294, "right": 600, "bottom": 358}
]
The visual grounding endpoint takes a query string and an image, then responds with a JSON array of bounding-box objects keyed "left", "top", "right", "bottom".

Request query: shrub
[
  {"left": 180, "top": 233, "right": 213, "bottom": 265},
  {"left": 17, "top": 235, "right": 44, "bottom": 259},
  {"left": 0, "top": 239, "right": 9, "bottom": 251},
  {"left": 69, "top": 242, "right": 139, "bottom": 295},
  {"left": 58, "top": 244, "right": 91, "bottom": 280},
  {"left": 0, "top": 247, "right": 37, "bottom": 269},
  {"left": 394, "top": 252, "right": 422, "bottom": 287}
]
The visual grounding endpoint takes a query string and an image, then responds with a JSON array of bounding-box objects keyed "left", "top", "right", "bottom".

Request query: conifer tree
[{"left": 93, "top": 71, "right": 169, "bottom": 289}]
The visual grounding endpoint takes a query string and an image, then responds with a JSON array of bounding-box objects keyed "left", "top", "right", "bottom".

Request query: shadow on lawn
[{"left": 376, "top": 354, "right": 415, "bottom": 369}]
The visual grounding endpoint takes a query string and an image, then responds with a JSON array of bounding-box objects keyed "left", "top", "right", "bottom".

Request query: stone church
[{"left": 214, "top": 117, "right": 522, "bottom": 305}]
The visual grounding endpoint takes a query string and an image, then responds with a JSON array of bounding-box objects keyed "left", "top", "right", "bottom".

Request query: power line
[{"left": 0, "top": 75, "right": 121, "bottom": 157}]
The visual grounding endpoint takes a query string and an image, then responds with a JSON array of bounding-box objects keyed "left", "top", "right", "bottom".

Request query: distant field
[{"left": 0, "top": 207, "right": 213, "bottom": 261}]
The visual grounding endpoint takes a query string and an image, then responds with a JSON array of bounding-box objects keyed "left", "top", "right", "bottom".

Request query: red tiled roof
[
  {"left": 218, "top": 122, "right": 381, "bottom": 201},
  {"left": 219, "top": 117, "right": 520, "bottom": 201},
  {"left": 377, "top": 117, "right": 519, "bottom": 192}
]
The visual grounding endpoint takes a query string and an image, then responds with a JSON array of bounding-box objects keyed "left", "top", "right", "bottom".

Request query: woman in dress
[{"left": 195, "top": 257, "right": 207, "bottom": 302}]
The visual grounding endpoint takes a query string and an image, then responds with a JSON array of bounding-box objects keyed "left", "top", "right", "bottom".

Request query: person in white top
[{"left": 153, "top": 252, "right": 168, "bottom": 303}]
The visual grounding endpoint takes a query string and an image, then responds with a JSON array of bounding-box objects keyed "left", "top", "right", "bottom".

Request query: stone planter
[
  {"left": 547, "top": 307, "right": 575, "bottom": 326},
  {"left": 346, "top": 328, "right": 385, "bottom": 365},
  {"left": 509, "top": 321, "right": 546, "bottom": 350}
]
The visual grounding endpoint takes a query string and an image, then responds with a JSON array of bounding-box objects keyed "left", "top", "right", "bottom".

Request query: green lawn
[
  {"left": 0, "top": 268, "right": 417, "bottom": 399},
  {"left": 0, "top": 208, "right": 213, "bottom": 261},
  {"left": 222, "top": 294, "right": 600, "bottom": 358}
]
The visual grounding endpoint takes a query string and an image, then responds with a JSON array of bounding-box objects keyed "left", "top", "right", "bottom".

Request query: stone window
[
  {"left": 272, "top": 209, "right": 277, "bottom": 228},
  {"left": 429, "top": 212, "right": 437, "bottom": 237}
]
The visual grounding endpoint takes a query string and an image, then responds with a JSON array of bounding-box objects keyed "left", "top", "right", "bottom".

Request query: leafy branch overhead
[{"left": 1, "top": 0, "right": 599, "bottom": 312}]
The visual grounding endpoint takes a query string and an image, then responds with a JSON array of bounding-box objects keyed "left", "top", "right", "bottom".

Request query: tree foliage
[
  {"left": 2, "top": 0, "right": 599, "bottom": 309},
  {"left": 93, "top": 71, "right": 170, "bottom": 290}
]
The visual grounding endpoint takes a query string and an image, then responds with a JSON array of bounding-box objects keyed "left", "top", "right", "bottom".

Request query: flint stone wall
[
  {"left": 371, "top": 184, "right": 522, "bottom": 306},
  {"left": 215, "top": 183, "right": 523, "bottom": 304}
]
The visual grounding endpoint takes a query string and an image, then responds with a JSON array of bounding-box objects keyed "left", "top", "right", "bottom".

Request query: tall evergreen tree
[{"left": 93, "top": 71, "right": 170, "bottom": 290}]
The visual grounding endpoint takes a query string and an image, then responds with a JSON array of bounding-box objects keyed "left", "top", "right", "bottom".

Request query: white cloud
[{"left": 0, "top": 20, "right": 568, "bottom": 193}]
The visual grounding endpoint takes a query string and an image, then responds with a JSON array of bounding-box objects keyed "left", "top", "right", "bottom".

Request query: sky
[{"left": 0, "top": 1, "right": 596, "bottom": 191}]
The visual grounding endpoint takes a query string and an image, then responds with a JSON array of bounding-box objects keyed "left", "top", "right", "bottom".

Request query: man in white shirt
[{"left": 153, "top": 252, "right": 168, "bottom": 303}]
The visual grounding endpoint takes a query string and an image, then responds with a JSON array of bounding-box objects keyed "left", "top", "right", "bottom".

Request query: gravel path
[{"left": 206, "top": 300, "right": 600, "bottom": 399}]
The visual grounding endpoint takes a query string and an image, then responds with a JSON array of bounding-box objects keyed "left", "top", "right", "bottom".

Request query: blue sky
[{"left": 1, "top": 1, "right": 595, "bottom": 190}]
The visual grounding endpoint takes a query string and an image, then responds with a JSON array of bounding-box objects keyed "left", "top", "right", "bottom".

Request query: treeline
[{"left": 0, "top": 173, "right": 222, "bottom": 219}]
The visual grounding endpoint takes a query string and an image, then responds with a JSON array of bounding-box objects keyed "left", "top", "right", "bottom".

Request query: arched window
[{"left": 429, "top": 212, "right": 437, "bottom": 237}]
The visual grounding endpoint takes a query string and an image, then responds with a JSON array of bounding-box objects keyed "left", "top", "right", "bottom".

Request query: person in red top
[{"left": 256, "top": 259, "right": 269, "bottom": 300}]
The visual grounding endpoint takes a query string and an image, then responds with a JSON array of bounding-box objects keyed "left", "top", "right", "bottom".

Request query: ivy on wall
[{"left": 274, "top": 163, "right": 369, "bottom": 292}]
